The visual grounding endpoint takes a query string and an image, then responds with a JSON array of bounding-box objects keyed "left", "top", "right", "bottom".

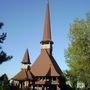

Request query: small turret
[{"left": 21, "top": 49, "right": 31, "bottom": 70}]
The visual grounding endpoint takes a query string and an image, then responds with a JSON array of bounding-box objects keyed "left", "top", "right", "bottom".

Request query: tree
[
  {"left": 0, "top": 22, "right": 12, "bottom": 64},
  {"left": 64, "top": 70, "right": 77, "bottom": 90},
  {"left": 65, "top": 13, "right": 90, "bottom": 89},
  {"left": 0, "top": 73, "right": 10, "bottom": 90}
]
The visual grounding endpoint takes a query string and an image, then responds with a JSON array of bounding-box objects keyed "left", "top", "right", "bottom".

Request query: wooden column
[
  {"left": 42, "top": 85, "right": 44, "bottom": 90},
  {"left": 57, "top": 85, "right": 60, "bottom": 90}
]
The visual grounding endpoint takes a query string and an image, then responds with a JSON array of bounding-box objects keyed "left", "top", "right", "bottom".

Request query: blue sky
[{"left": 0, "top": 0, "right": 90, "bottom": 79}]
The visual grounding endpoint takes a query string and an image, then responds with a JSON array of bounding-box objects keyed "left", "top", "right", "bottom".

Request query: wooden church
[{"left": 12, "top": 2, "right": 66, "bottom": 90}]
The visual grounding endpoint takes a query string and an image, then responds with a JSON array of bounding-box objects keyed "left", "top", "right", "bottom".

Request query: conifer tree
[{"left": 0, "top": 22, "right": 12, "bottom": 64}]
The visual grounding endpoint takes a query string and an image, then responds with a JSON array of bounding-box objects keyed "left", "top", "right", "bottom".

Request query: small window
[{"left": 53, "top": 77, "right": 56, "bottom": 81}]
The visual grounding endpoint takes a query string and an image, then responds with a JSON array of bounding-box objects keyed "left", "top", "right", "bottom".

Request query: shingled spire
[
  {"left": 41, "top": 1, "right": 53, "bottom": 55},
  {"left": 43, "top": 1, "right": 51, "bottom": 41},
  {"left": 21, "top": 49, "right": 31, "bottom": 64}
]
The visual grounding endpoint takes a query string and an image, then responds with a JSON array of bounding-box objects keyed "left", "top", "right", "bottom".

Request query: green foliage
[
  {"left": 0, "top": 22, "right": 12, "bottom": 64},
  {"left": 64, "top": 70, "right": 77, "bottom": 89},
  {"left": 0, "top": 74, "right": 10, "bottom": 90},
  {"left": 65, "top": 12, "right": 90, "bottom": 89}
]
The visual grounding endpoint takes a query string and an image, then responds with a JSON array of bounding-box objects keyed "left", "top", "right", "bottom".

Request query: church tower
[
  {"left": 12, "top": 49, "right": 35, "bottom": 89},
  {"left": 31, "top": 1, "right": 66, "bottom": 90},
  {"left": 21, "top": 49, "right": 31, "bottom": 70},
  {"left": 40, "top": 2, "right": 53, "bottom": 55}
]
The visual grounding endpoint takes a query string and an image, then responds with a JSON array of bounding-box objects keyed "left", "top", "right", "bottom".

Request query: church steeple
[
  {"left": 40, "top": 1, "right": 53, "bottom": 55},
  {"left": 21, "top": 49, "right": 31, "bottom": 64},
  {"left": 43, "top": 1, "right": 51, "bottom": 41},
  {"left": 21, "top": 49, "right": 31, "bottom": 70}
]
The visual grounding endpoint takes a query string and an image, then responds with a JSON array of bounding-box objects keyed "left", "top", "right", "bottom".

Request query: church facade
[{"left": 12, "top": 2, "right": 66, "bottom": 90}]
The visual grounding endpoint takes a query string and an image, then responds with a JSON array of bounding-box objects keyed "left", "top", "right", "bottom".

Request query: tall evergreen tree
[
  {"left": 65, "top": 13, "right": 90, "bottom": 89},
  {"left": 0, "top": 22, "right": 12, "bottom": 64}
]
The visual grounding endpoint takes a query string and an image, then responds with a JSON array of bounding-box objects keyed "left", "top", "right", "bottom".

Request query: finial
[
  {"left": 46, "top": 0, "right": 50, "bottom": 7},
  {"left": 47, "top": 0, "right": 49, "bottom": 4}
]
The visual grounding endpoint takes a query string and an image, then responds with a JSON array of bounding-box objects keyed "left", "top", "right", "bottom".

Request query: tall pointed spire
[
  {"left": 43, "top": 1, "right": 51, "bottom": 41},
  {"left": 21, "top": 49, "right": 31, "bottom": 64},
  {"left": 40, "top": 1, "right": 53, "bottom": 55}
]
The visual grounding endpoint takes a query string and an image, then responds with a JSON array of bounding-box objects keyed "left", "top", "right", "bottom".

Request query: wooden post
[
  {"left": 42, "top": 85, "right": 44, "bottom": 90},
  {"left": 57, "top": 85, "right": 60, "bottom": 90}
]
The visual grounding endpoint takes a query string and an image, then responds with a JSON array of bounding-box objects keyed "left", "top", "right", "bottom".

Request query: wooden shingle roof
[
  {"left": 31, "top": 49, "right": 63, "bottom": 76},
  {"left": 12, "top": 70, "right": 34, "bottom": 81},
  {"left": 21, "top": 49, "right": 31, "bottom": 64},
  {"left": 43, "top": 2, "right": 51, "bottom": 41}
]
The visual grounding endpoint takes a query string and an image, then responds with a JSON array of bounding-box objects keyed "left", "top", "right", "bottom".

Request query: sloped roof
[
  {"left": 31, "top": 49, "right": 63, "bottom": 76},
  {"left": 46, "top": 67, "right": 51, "bottom": 76},
  {"left": 12, "top": 70, "right": 34, "bottom": 81},
  {"left": 43, "top": 2, "right": 51, "bottom": 41},
  {"left": 21, "top": 49, "right": 31, "bottom": 64}
]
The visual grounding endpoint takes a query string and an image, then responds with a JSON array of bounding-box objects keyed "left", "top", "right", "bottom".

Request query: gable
[
  {"left": 12, "top": 70, "right": 34, "bottom": 81},
  {"left": 31, "top": 49, "right": 63, "bottom": 76}
]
